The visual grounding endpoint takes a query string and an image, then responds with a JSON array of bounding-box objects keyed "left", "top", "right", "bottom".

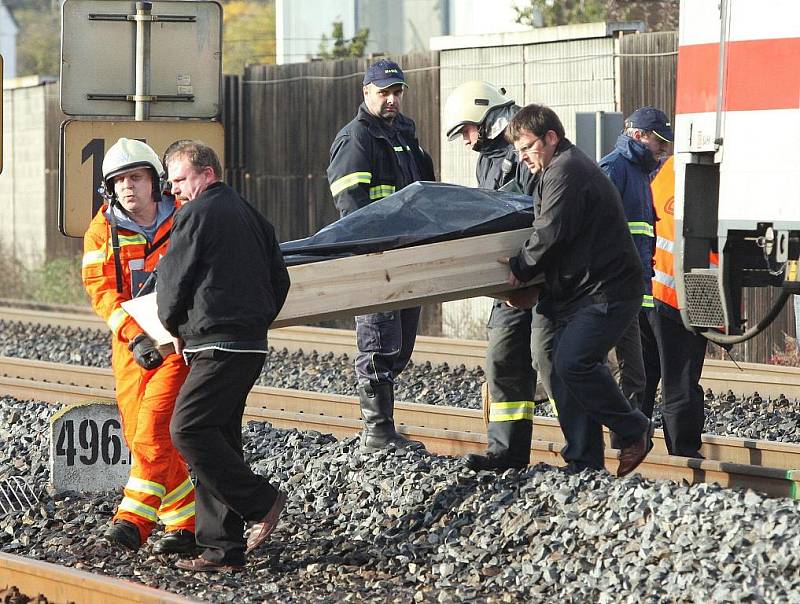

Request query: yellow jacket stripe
[
  {"left": 159, "top": 501, "right": 196, "bottom": 525},
  {"left": 642, "top": 294, "right": 654, "bottom": 308},
  {"left": 82, "top": 249, "right": 106, "bottom": 268},
  {"left": 107, "top": 307, "right": 130, "bottom": 334},
  {"left": 117, "top": 233, "right": 148, "bottom": 246},
  {"left": 330, "top": 171, "right": 372, "bottom": 196},
  {"left": 119, "top": 497, "right": 159, "bottom": 522},
  {"left": 628, "top": 221, "right": 655, "bottom": 237},
  {"left": 125, "top": 476, "right": 166, "bottom": 498},
  {"left": 161, "top": 477, "right": 194, "bottom": 507},
  {"left": 369, "top": 184, "right": 396, "bottom": 200},
  {"left": 489, "top": 400, "right": 535, "bottom": 422}
]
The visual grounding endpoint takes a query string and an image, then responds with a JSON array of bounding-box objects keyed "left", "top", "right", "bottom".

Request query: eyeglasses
[{"left": 516, "top": 133, "right": 548, "bottom": 157}]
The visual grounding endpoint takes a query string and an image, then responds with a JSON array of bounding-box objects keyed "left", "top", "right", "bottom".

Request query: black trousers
[
  {"left": 551, "top": 299, "right": 651, "bottom": 471},
  {"left": 170, "top": 349, "right": 280, "bottom": 564},
  {"left": 648, "top": 311, "right": 707, "bottom": 457},
  {"left": 639, "top": 309, "right": 661, "bottom": 419},
  {"left": 354, "top": 307, "right": 421, "bottom": 384},
  {"left": 484, "top": 302, "right": 556, "bottom": 464}
]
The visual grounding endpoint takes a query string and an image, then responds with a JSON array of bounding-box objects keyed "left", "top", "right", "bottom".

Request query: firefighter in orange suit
[
  {"left": 643, "top": 156, "right": 715, "bottom": 458},
  {"left": 81, "top": 138, "right": 196, "bottom": 553}
]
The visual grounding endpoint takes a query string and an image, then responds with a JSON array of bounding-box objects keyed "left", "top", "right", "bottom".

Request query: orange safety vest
[
  {"left": 82, "top": 203, "right": 174, "bottom": 344},
  {"left": 651, "top": 157, "right": 719, "bottom": 310}
]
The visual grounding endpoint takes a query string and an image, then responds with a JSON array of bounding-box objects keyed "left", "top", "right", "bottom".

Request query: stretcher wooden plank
[{"left": 271, "top": 228, "right": 536, "bottom": 328}]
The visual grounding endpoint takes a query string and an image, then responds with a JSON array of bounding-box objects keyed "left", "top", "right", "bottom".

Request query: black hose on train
[{"left": 701, "top": 289, "right": 792, "bottom": 346}]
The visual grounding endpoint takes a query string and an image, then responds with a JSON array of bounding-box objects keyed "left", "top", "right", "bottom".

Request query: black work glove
[{"left": 128, "top": 334, "right": 164, "bottom": 370}]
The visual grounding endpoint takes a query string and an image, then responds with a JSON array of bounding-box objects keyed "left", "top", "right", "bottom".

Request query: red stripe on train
[{"left": 676, "top": 38, "right": 800, "bottom": 114}]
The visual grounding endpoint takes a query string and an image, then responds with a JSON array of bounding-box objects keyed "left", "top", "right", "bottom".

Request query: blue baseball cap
[
  {"left": 625, "top": 106, "right": 674, "bottom": 142},
  {"left": 363, "top": 59, "right": 407, "bottom": 89}
]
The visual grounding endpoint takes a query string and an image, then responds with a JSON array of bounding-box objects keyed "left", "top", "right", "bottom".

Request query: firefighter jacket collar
[
  {"left": 356, "top": 103, "right": 416, "bottom": 141},
  {"left": 613, "top": 134, "right": 659, "bottom": 174},
  {"left": 104, "top": 196, "right": 175, "bottom": 240}
]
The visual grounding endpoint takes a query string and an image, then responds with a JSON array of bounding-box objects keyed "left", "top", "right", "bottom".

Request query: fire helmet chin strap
[{"left": 100, "top": 182, "right": 125, "bottom": 294}]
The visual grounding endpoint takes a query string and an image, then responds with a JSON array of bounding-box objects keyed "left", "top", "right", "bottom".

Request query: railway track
[
  {"left": 2, "top": 302, "right": 799, "bottom": 398},
  {"left": 0, "top": 552, "right": 195, "bottom": 603},
  {"left": 1, "top": 355, "right": 798, "bottom": 499}
]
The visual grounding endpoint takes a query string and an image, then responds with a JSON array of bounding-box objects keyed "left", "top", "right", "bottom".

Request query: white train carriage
[{"left": 674, "top": 0, "right": 800, "bottom": 343}]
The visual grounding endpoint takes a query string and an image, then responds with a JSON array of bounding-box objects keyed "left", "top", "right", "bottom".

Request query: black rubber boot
[
  {"left": 465, "top": 419, "right": 532, "bottom": 472},
  {"left": 103, "top": 520, "right": 142, "bottom": 551},
  {"left": 359, "top": 381, "right": 425, "bottom": 452}
]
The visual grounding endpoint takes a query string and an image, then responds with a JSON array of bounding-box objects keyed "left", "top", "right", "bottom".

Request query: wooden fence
[{"left": 221, "top": 36, "right": 796, "bottom": 360}]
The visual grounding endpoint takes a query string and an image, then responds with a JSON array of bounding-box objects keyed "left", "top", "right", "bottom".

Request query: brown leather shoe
[
  {"left": 245, "top": 491, "right": 287, "bottom": 554},
  {"left": 175, "top": 556, "right": 243, "bottom": 572},
  {"left": 617, "top": 424, "right": 654, "bottom": 477}
]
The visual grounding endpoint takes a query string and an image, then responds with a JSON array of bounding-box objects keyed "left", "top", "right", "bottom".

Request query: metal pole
[
  {"left": 134, "top": 1, "right": 152, "bottom": 121},
  {"left": 595, "top": 111, "right": 604, "bottom": 162}
]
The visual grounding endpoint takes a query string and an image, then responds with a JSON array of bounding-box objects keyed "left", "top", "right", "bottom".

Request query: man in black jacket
[
  {"left": 443, "top": 81, "right": 553, "bottom": 472},
  {"left": 156, "top": 141, "right": 291, "bottom": 572},
  {"left": 502, "top": 104, "right": 652, "bottom": 477},
  {"left": 327, "top": 59, "right": 435, "bottom": 452}
]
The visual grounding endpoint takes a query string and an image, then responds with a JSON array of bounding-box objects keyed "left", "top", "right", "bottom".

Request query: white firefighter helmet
[
  {"left": 444, "top": 81, "right": 514, "bottom": 141},
  {"left": 101, "top": 138, "right": 164, "bottom": 198}
]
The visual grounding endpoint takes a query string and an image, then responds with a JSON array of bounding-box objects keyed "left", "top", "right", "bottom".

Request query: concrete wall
[
  {"left": 0, "top": 80, "right": 47, "bottom": 268},
  {"left": 0, "top": 77, "right": 78, "bottom": 269}
]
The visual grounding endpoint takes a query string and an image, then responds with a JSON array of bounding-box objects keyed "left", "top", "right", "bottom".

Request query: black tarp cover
[{"left": 280, "top": 181, "right": 534, "bottom": 265}]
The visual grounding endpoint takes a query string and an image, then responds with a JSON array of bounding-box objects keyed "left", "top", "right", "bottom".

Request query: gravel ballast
[{"left": 1, "top": 396, "right": 800, "bottom": 602}]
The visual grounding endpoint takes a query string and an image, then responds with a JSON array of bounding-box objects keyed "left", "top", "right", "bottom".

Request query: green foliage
[
  {"left": 514, "top": 0, "right": 607, "bottom": 27},
  {"left": 13, "top": 7, "right": 61, "bottom": 77},
  {"left": 317, "top": 21, "right": 369, "bottom": 60},
  {"left": 513, "top": 0, "right": 679, "bottom": 32},
  {"left": 0, "top": 250, "right": 88, "bottom": 306},
  {"left": 29, "top": 256, "right": 89, "bottom": 306},
  {"left": 222, "top": 0, "right": 276, "bottom": 73}
]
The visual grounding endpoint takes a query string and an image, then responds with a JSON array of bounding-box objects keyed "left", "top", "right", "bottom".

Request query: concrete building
[
  {"left": 0, "top": 0, "right": 18, "bottom": 78},
  {"left": 276, "top": 0, "right": 530, "bottom": 64}
]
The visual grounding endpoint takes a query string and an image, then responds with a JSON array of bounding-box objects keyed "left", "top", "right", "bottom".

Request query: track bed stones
[
  {"left": 3, "top": 319, "right": 800, "bottom": 443},
  {"left": 1, "top": 396, "right": 800, "bottom": 602}
]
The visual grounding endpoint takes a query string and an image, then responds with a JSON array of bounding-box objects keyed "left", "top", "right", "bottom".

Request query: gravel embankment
[{"left": 1, "top": 396, "right": 799, "bottom": 603}]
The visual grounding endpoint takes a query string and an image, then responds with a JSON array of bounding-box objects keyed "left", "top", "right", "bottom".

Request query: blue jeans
[{"left": 551, "top": 299, "right": 650, "bottom": 470}]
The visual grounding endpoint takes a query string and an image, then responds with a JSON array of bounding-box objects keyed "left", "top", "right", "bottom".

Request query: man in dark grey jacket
[
  {"left": 157, "top": 141, "right": 290, "bottom": 572},
  {"left": 502, "top": 104, "right": 652, "bottom": 477}
]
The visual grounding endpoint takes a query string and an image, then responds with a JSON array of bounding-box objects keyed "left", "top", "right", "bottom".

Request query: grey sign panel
[
  {"left": 61, "top": 0, "right": 222, "bottom": 118},
  {"left": 50, "top": 402, "right": 132, "bottom": 493},
  {"left": 575, "top": 111, "right": 623, "bottom": 162}
]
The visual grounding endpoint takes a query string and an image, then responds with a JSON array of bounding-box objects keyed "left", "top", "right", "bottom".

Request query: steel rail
[
  {"left": 0, "top": 552, "right": 196, "bottom": 603},
  {"left": 1, "top": 302, "right": 798, "bottom": 397},
  {"left": 1, "top": 356, "right": 798, "bottom": 499}
]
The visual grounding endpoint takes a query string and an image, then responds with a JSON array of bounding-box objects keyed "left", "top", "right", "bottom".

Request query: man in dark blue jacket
[
  {"left": 327, "top": 59, "right": 435, "bottom": 452},
  {"left": 599, "top": 106, "right": 672, "bottom": 448}
]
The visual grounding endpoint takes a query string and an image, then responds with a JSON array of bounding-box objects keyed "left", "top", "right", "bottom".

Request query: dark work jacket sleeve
[
  {"left": 156, "top": 208, "right": 201, "bottom": 336},
  {"left": 327, "top": 132, "right": 372, "bottom": 217},
  {"left": 267, "top": 221, "right": 290, "bottom": 316},
  {"left": 511, "top": 176, "right": 579, "bottom": 281},
  {"left": 509, "top": 149, "right": 579, "bottom": 282}
]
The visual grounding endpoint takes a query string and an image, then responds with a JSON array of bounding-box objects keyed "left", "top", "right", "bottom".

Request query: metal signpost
[{"left": 59, "top": 0, "right": 224, "bottom": 237}]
